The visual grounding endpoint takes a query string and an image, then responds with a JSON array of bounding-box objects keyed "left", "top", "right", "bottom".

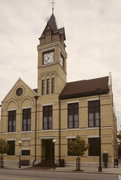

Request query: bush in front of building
[
  {"left": 117, "top": 130, "right": 121, "bottom": 159},
  {"left": 0, "top": 138, "right": 9, "bottom": 167}
]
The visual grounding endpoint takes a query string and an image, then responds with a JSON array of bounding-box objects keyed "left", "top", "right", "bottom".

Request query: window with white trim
[
  {"left": 68, "top": 103, "right": 79, "bottom": 128},
  {"left": 8, "top": 110, "right": 16, "bottom": 132},
  {"left": 88, "top": 100, "right": 99, "bottom": 127},
  {"left": 22, "top": 108, "right": 31, "bottom": 131},
  {"left": 43, "top": 105, "right": 53, "bottom": 130}
]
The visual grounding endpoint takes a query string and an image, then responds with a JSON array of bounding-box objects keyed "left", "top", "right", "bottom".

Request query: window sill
[
  {"left": 87, "top": 127, "right": 99, "bottom": 129},
  {"left": 6, "top": 132, "right": 17, "bottom": 134},
  {"left": 20, "top": 131, "right": 33, "bottom": 133},
  {"left": 41, "top": 129, "right": 53, "bottom": 131},
  {"left": 67, "top": 128, "right": 80, "bottom": 130}
]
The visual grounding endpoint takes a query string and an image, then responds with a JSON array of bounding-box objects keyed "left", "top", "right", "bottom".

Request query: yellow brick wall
[
  {"left": 0, "top": 80, "right": 117, "bottom": 166},
  {"left": 0, "top": 26, "right": 117, "bottom": 167}
]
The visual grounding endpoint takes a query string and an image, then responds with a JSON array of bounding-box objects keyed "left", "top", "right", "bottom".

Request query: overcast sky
[{"left": 0, "top": 0, "right": 121, "bottom": 129}]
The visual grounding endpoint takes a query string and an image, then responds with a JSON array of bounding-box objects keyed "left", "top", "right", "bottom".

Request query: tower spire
[{"left": 51, "top": 0, "right": 55, "bottom": 14}]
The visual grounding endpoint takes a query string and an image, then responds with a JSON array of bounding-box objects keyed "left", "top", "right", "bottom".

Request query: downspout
[
  {"left": 58, "top": 99, "right": 61, "bottom": 166},
  {"left": 33, "top": 95, "right": 39, "bottom": 166},
  {"left": 98, "top": 90, "right": 102, "bottom": 172}
]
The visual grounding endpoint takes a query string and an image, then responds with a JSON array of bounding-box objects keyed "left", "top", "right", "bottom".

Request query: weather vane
[{"left": 50, "top": 0, "right": 55, "bottom": 14}]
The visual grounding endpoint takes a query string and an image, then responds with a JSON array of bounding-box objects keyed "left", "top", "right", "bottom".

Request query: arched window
[
  {"left": 51, "top": 77, "right": 55, "bottom": 94},
  {"left": 42, "top": 79, "right": 45, "bottom": 95},
  {"left": 46, "top": 78, "right": 50, "bottom": 94}
]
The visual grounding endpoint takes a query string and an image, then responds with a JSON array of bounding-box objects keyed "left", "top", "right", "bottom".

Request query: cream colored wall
[
  {"left": 0, "top": 79, "right": 38, "bottom": 163},
  {"left": 59, "top": 94, "right": 116, "bottom": 164},
  {"left": 38, "top": 64, "right": 66, "bottom": 96},
  {"left": 0, "top": 26, "right": 117, "bottom": 166},
  {"left": 38, "top": 36, "right": 67, "bottom": 98},
  {"left": 0, "top": 84, "right": 117, "bottom": 165},
  {"left": 34, "top": 33, "right": 68, "bottom": 164}
]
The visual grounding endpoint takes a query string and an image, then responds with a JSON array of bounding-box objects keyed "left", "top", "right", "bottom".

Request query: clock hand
[
  {"left": 45, "top": 54, "right": 50, "bottom": 60},
  {"left": 44, "top": 55, "right": 50, "bottom": 64}
]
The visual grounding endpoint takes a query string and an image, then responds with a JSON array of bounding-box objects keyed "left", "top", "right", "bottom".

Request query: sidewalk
[
  {"left": 53, "top": 164, "right": 121, "bottom": 175},
  {"left": 4, "top": 164, "right": 121, "bottom": 175}
]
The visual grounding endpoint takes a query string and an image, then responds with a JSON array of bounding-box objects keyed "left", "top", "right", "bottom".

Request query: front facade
[{"left": 0, "top": 13, "right": 117, "bottom": 167}]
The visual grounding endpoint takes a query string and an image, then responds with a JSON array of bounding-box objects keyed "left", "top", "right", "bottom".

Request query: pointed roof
[
  {"left": 41, "top": 14, "right": 57, "bottom": 38},
  {"left": 47, "top": 14, "right": 58, "bottom": 31},
  {"left": 40, "top": 14, "right": 66, "bottom": 40}
]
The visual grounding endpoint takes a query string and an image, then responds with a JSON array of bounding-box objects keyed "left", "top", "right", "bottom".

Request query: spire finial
[{"left": 50, "top": 0, "right": 55, "bottom": 14}]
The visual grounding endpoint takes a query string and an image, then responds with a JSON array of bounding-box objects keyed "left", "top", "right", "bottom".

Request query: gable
[{"left": 2, "top": 78, "right": 37, "bottom": 103}]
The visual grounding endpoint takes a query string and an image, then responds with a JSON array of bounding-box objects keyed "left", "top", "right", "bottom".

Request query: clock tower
[{"left": 37, "top": 14, "right": 67, "bottom": 97}]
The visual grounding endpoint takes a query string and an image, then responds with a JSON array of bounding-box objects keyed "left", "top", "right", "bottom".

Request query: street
[{"left": 0, "top": 168, "right": 120, "bottom": 180}]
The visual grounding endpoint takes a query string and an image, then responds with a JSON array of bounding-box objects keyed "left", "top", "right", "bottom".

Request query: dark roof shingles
[
  {"left": 40, "top": 14, "right": 66, "bottom": 40},
  {"left": 47, "top": 14, "right": 58, "bottom": 32},
  {"left": 60, "top": 76, "right": 109, "bottom": 100},
  {"left": 33, "top": 88, "right": 38, "bottom": 93}
]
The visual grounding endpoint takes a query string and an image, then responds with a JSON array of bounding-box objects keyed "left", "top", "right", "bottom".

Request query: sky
[{"left": 0, "top": 0, "right": 121, "bottom": 129}]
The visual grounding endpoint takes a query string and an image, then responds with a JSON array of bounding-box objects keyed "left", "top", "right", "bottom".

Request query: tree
[
  {"left": 0, "top": 138, "right": 8, "bottom": 167},
  {"left": 117, "top": 130, "right": 121, "bottom": 159},
  {"left": 117, "top": 130, "right": 121, "bottom": 141},
  {"left": 68, "top": 135, "right": 89, "bottom": 171}
]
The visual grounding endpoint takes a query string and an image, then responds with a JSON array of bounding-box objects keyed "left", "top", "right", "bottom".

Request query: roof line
[{"left": 67, "top": 76, "right": 109, "bottom": 84}]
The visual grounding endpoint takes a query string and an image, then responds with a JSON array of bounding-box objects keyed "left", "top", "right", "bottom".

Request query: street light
[
  {"left": 18, "top": 140, "right": 22, "bottom": 168},
  {"left": 52, "top": 139, "right": 56, "bottom": 143},
  {"left": 97, "top": 88, "right": 102, "bottom": 172}
]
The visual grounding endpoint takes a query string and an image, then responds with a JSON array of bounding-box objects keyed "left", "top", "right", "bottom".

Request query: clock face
[{"left": 43, "top": 51, "right": 54, "bottom": 65}]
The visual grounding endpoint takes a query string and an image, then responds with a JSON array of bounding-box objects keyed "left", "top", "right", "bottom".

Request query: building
[{"left": 0, "top": 11, "right": 117, "bottom": 167}]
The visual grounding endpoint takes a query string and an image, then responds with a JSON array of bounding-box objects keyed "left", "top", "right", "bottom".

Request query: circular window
[{"left": 16, "top": 88, "right": 23, "bottom": 96}]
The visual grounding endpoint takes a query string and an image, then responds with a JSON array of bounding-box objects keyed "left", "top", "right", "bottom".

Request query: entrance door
[{"left": 42, "top": 139, "right": 54, "bottom": 164}]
